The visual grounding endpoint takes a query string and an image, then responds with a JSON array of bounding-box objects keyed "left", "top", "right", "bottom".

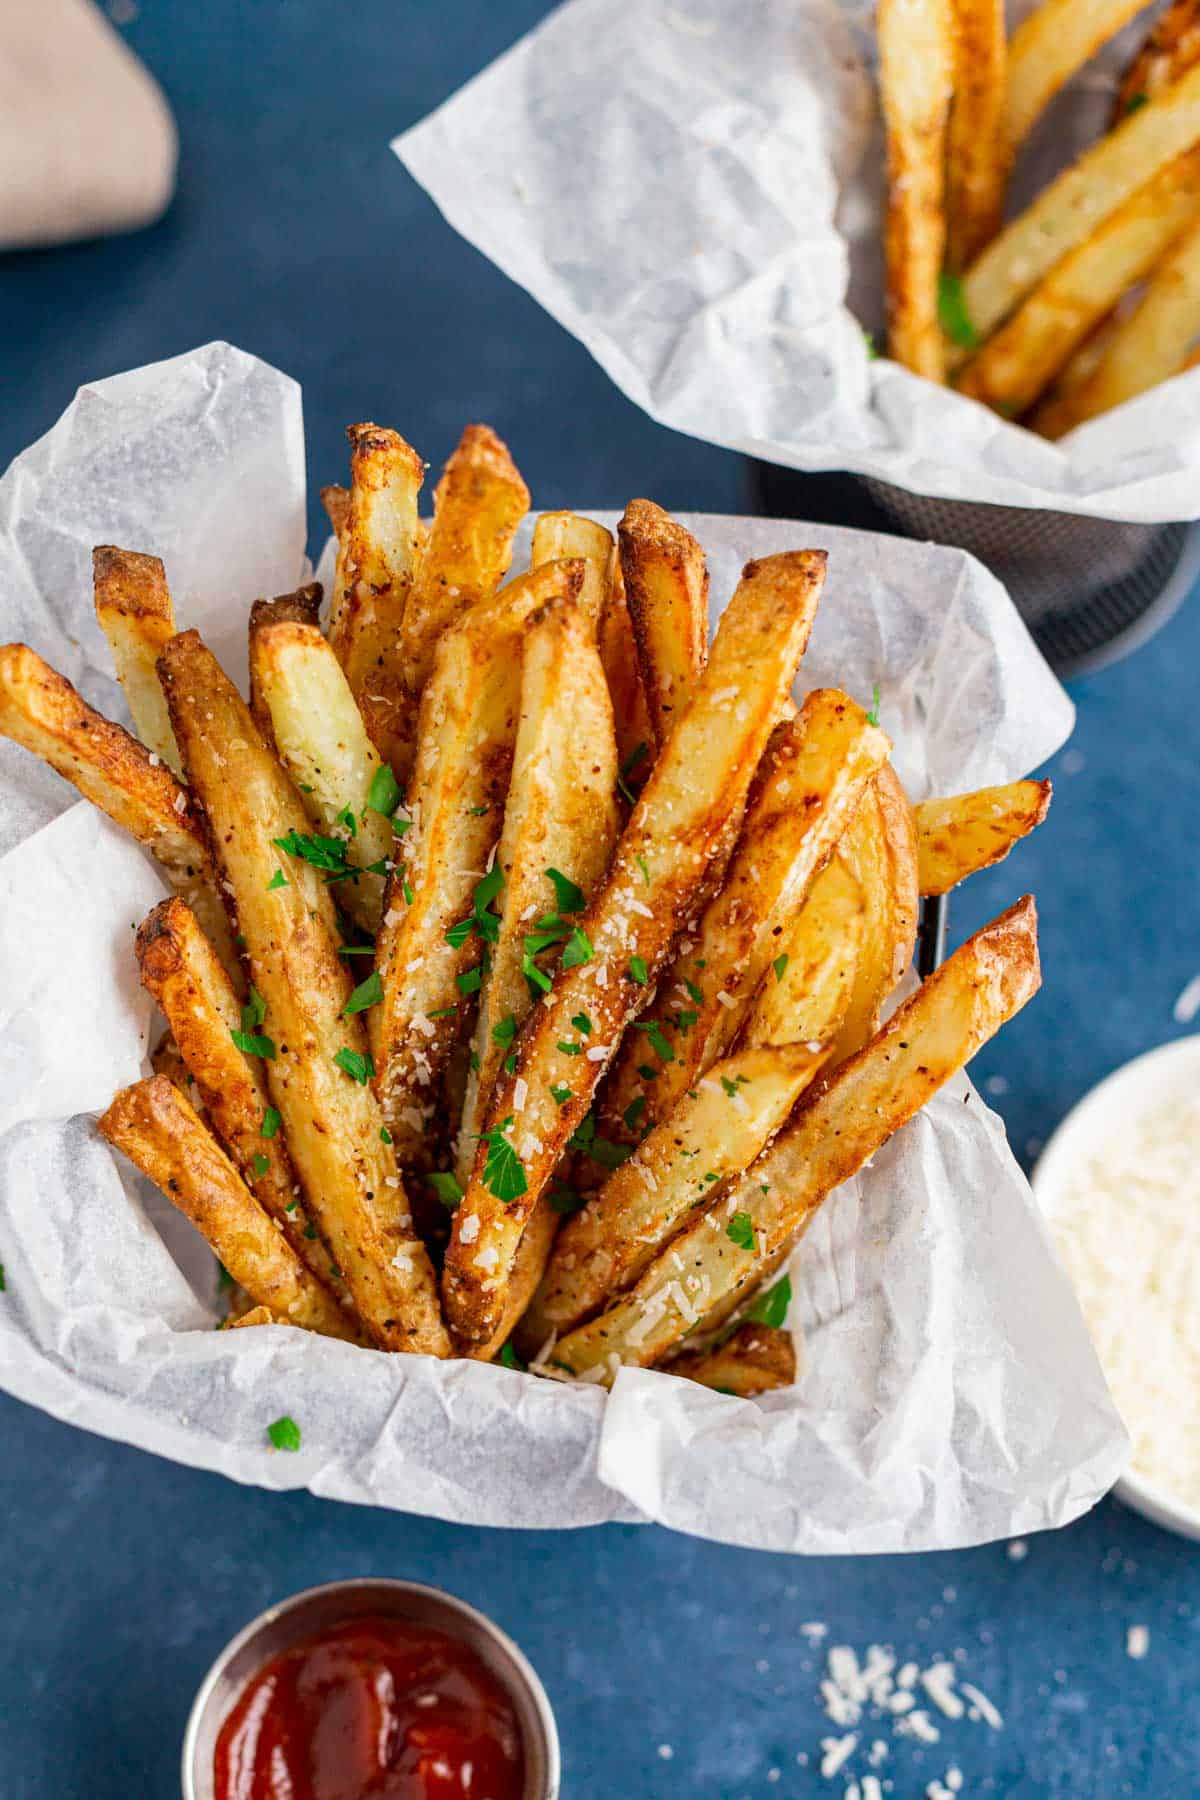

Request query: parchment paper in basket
[
  {"left": 0, "top": 340, "right": 1126, "bottom": 1551},
  {"left": 394, "top": 0, "right": 1200, "bottom": 524}
]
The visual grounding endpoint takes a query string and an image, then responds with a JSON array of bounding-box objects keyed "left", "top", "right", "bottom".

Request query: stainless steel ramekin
[{"left": 182, "top": 1577, "right": 560, "bottom": 1799}]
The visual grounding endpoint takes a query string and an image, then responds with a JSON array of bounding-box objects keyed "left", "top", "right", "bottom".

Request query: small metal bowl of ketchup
[{"left": 182, "top": 1577, "right": 560, "bottom": 1800}]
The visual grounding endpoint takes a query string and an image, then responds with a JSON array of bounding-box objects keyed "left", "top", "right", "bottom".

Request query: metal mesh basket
[{"left": 859, "top": 478, "right": 1200, "bottom": 678}]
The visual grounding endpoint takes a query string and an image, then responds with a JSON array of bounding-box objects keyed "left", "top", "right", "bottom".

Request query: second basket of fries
[
  {"left": 395, "top": 0, "right": 1200, "bottom": 653},
  {"left": 0, "top": 342, "right": 1127, "bottom": 1552}
]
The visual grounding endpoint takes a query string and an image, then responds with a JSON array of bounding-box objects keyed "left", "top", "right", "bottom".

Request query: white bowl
[{"left": 1032, "top": 1035, "right": 1200, "bottom": 1543}]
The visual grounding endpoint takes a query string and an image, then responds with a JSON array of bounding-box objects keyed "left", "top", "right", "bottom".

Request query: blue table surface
[{"left": 4, "top": 4, "right": 1199, "bottom": 1795}]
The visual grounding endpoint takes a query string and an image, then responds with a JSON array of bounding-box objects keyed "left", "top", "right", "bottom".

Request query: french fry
[
  {"left": 597, "top": 550, "right": 655, "bottom": 795},
  {"left": 396, "top": 424, "right": 530, "bottom": 698},
  {"left": 0, "top": 642, "right": 241, "bottom": 987},
  {"left": 320, "top": 483, "right": 351, "bottom": 543},
  {"left": 92, "top": 546, "right": 180, "bottom": 773},
  {"left": 249, "top": 610, "right": 395, "bottom": 935},
  {"left": 946, "top": 0, "right": 1009, "bottom": 270},
  {"left": 739, "top": 856, "right": 865, "bottom": 1049},
  {"left": 229, "top": 1303, "right": 280, "bottom": 1329},
  {"left": 99, "top": 1076, "right": 357, "bottom": 1342},
  {"left": 373, "top": 561, "right": 586, "bottom": 1169},
  {"left": 878, "top": 0, "right": 955, "bottom": 379},
  {"left": 159, "top": 629, "right": 449, "bottom": 1356},
  {"left": 246, "top": 583, "right": 324, "bottom": 743},
  {"left": 965, "top": 62, "right": 1200, "bottom": 342},
  {"left": 1043, "top": 212, "right": 1200, "bottom": 429},
  {"left": 328, "top": 424, "right": 425, "bottom": 779},
  {"left": 457, "top": 593, "right": 619, "bottom": 1180},
  {"left": 442, "top": 550, "right": 828, "bottom": 1352},
  {"left": 530, "top": 511, "right": 612, "bottom": 633},
  {"left": 553, "top": 896, "right": 1041, "bottom": 1380},
  {"left": 1028, "top": 313, "right": 1125, "bottom": 437},
  {"left": 1006, "top": 0, "right": 1150, "bottom": 152},
  {"left": 666, "top": 1321, "right": 797, "bottom": 1397},
  {"left": 826, "top": 767, "right": 919, "bottom": 1069},
  {"left": 134, "top": 896, "right": 342, "bottom": 1297},
  {"left": 618, "top": 500, "right": 709, "bottom": 748},
  {"left": 599, "top": 691, "right": 889, "bottom": 1145},
  {"left": 957, "top": 153, "right": 1200, "bottom": 415},
  {"left": 1116, "top": 0, "right": 1200, "bottom": 121},
  {"left": 916, "top": 780, "right": 1052, "bottom": 895}
]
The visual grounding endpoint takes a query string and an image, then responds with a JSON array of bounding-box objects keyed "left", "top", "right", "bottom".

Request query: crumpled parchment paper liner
[
  {"left": 0, "top": 340, "right": 1127, "bottom": 1548},
  {"left": 394, "top": 0, "right": 1200, "bottom": 522}
]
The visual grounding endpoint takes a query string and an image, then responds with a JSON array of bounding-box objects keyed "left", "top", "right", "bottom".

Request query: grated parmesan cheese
[{"left": 1050, "top": 1090, "right": 1200, "bottom": 1508}]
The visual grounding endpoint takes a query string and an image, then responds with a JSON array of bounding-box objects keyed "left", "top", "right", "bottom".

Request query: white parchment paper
[
  {"left": 394, "top": 0, "right": 1200, "bottom": 523},
  {"left": 0, "top": 341, "right": 1127, "bottom": 1550}
]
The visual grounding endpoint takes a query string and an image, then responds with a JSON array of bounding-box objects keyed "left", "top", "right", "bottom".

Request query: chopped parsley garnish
[
  {"left": 343, "top": 969, "right": 383, "bottom": 1015},
  {"left": 684, "top": 978, "right": 703, "bottom": 1005},
  {"left": 636, "top": 854, "right": 651, "bottom": 885},
  {"left": 285, "top": 1199, "right": 299, "bottom": 1214},
  {"left": 337, "top": 943, "right": 375, "bottom": 955},
  {"left": 366, "top": 764, "right": 402, "bottom": 817},
  {"left": 380, "top": 1125, "right": 393, "bottom": 1144},
  {"left": 634, "top": 1019, "right": 675, "bottom": 1064},
  {"left": 492, "top": 1014, "right": 517, "bottom": 1046},
  {"left": 617, "top": 740, "right": 649, "bottom": 803},
  {"left": 773, "top": 953, "right": 789, "bottom": 983},
  {"left": 468, "top": 803, "right": 490, "bottom": 816},
  {"left": 628, "top": 956, "right": 648, "bottom": 985},
  {"left": 546, "top": 866, "right": 586, "bottom": 913},
  {"left": 568, "top": 1112, "right": 633, "bottom": 1169},
  {"left": 571, "top": 1012, "right": 593, "bottom": 1036},
  {"left": 720, "top": 1075, "right": 739, "bottom": 1098},
  {"left": 251, "top": 1152, "right": 270, "bottom": 1178},
  {"left": 550, "top": 1082, "right": 573, "bottom": 1105},
  {"left": 561, "top": 925, "right": 593, "bottom": 967},
  {"left": 457, "top": 964, "right": 484, "bottom": 996},
  {"left": 261, "top": 1106, "right": 281, "bottom": 1139},
  {"left": 521, "top": 951, "right": 553, "bottom": 995},
  {"left": 335, "top": 803, "right": 358, "bottom": 839},
  {"left": 402, "top": 879, "right": 414, "bottom": 906},
  {"left": 232, "top": 988, "right": 275, "bottom": 1059},
  {"left": 938, "top": 270, "right": 978, "bottom": 351},
  {"left": 499, "top": 1341, "right": 526, "bottom": 1370},
  {"left": 217, "top": 1261, "right": 234, "bottom": 1289},
  {"left": 637, "top": 1063, "right": 659, "bottom": 1081},
  {"left": 267, "top": 1415, "right": 302, "bottom": 1453},
  {"left": 1125, "top": 91, "right": 1148, "bottom": 114},
  {"left": 863, "top": 328, "right": 877, "bottom": 360},
  {"left": 274, "top": 829, "right": 350, "bottom": 873},
  {"left": 866, "top": 681, "right": 881, "bottom": 728},
  {"left": 480, "top": 1118, "right": 527, "bottom": 1204},
  {"left": 726, "top": 1211, "right": 755, "bottom": 1249},
  {"left": 623, "top": 1095, "right": 646, "bottom": 1133},
  {"left": 549, "top": 1182, "right": 585, "bottom": 1216},
  {"left": 447, "top": 865, "right": 505, "bottom": 951},
  {"left": 557, "top": 1040, "right": 581, "bottom": 1056},
  {"left": 428, "top": 1005, "right": 458, "bottom": 1019},
  {"left": 427, "top": 1171, "right": 464, "bottom": 1210},
  {"left": 745, "top": 1273, "right": 792, "bottom": 1329},
  {"left": 333, "top": 1047, "right": 375, "bottom": 1084},
  {"left": 267, "top": 868, "right": 289, "bottom": 890},
  {"left": 504, "top": 1050, "right": 519, "bottom": 1074},
  {"left": 673, "top": 1009, "right": 699, "bottom": 1034}
]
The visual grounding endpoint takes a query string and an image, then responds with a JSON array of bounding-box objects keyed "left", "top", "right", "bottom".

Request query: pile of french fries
[
  {"left": 880, "top": 0, "right": 1200, "bottom": 434},
  {"left": 0, "top": 422, "right": 1050, "bottom": 1395}
]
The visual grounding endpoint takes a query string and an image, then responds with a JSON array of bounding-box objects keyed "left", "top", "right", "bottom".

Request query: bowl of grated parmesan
[{"left": 1033, "top": 1035, "right": 1200, "bottom": 1542}]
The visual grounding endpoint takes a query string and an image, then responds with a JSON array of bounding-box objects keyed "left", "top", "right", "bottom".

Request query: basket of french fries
[
  {"left": 0, "top": 343, "right": 1125, "bottom": 1551},
  {"left": 395, "top": 0, "right": 1200, "bottom": 672}
]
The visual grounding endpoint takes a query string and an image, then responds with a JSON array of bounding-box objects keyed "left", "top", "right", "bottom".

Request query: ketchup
[{"left": 213, "top": 1615, "right": 526, "bottom": 1800}]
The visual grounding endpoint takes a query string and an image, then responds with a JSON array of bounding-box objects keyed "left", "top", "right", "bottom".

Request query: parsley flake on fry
[
  {"left": 333, "top": 1047, "right": 375, "bottom": 1085},
  {"left": 480, "top": 1118, "right": 527, "bottom": 1204},
  {"left": 343, "top": 969, "right": 383, "bottom": 1015},
  {"left": 726, "top": 1211, "right": 755, "bottom": 1249}
]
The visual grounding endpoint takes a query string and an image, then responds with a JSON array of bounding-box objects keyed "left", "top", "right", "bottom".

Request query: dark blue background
[{"left": 3, "top": 4, "right": 1198, "bottom": 1794}]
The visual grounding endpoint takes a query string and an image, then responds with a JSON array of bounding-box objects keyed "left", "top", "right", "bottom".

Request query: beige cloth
[{"left": 1, "top": 0, "right": 176, "bottom": 249}]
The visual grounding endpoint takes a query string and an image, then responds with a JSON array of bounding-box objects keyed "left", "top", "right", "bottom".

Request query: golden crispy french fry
[
  {"left": 442, "top": 550, "right": 828, "bottom": 1352},
  {"left": 530, "top": 512, "right": 612, "bottom": 633},
  {"left": 1045, "top": 212, "right": 1200, "bottom": 428},
  {"left": 878, "top": 0, "right": 955, "bottom": 379},
  {"left": 957, "top": 153, "right": 1200, "bottom": 415},
  {"left": 229, "top": 1303, "right": 281, "bottom": 1329},
  {"left": 99, "top": 1076, "right": 357, "bottom": 1342},
  {"left": 1117, "top": 0, "right": 1200, "bottom": 121},
  {"left": 397, "top": 424, "right": 530, "bottom": 698},
  {"left": 249, "top": 613, "right": 394, "bottom": 935},
  {"left": 597, "top": 550, "right": 656, "bottom": 796},
  {"left": 965, "top": 62, "right": 1200, "bottom": 343},
  {"left": 916, "top": 780, "right": 1052, "bottom": 895},
  {"left": 946, "top": 0, "right": 1009, "bottom": 270},
  {"left": 457, "top": 594, "right": 619, "bottom": 1180},
  {"left": 151, "top": 1028, "right": 193, "bottom": 1093},
  {"left": 0, "top": 642, "right": 241, "bottom": 987},
  {"left": 92, "top": 546, "right": 180, "bottom": 773},
  {"left": 134, "top": 896, "right": 342, "bottom": 1298},
  {"left": 321, "top": 483, "right": 351, "bottom": 543},
  {"left": 246, "top": 585, "right": 324, "bottom": 746},
  {"left": 1006, "top": 0, "right": 1149, "bottom": 152},
  {"left": 618, "top": 500, "right": 709, "bottom": 748},
  {"left": 599, "top": 691, "right": 889, "bottom": 1146},
  {"left": 1028, "top": 314, "right": 1124, "bottom": 437},
  {"left": 159, "top": 629, "right": 448, "bottom": 1356},
  {"left": 374, "top": 561, "right": 586, "bottom": 1169},
  {"left": 666, "top": 1321, "right": 797, "bottom": 1396},
  {"left": 474, "top": 1202, "right": 561, "bottom": 1365},
  {"left": 524, "top": 871, "right": 861, "bottom": 1347},
  {"left": 554, "top": 896, "right": 1041, "bottom": 1380},
  {"left": 328, "top": 424, "right": 424, "bottom": 779},
  {"left": 826, "top": 767, "right": 919, "bottom": 1070}
]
